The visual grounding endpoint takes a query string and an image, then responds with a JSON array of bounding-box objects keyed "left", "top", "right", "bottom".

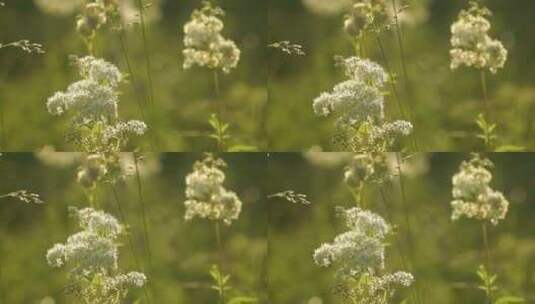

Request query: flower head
[
  {"left": 451, "top": 154, "right": 509, "bottom": 225},
  {"left": 450, "top": 1, "right": 507, "bottom": 73},
  {"left": 183, "top": 154, "right": 242, "bottom": 225},
  {"left": 182, "top": 2, "right": 241, "bottom": 73}
]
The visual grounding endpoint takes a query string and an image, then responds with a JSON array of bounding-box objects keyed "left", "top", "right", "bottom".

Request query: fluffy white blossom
[
  {"left": 182, "top": 2, "right": 241, "bottom": 73},
  {"left": 314, "top": 207, "right": 413, "bottom": 303},
  {"left": 313, "top": 207, "right": 390, "bottom": 278},
  {"left": 183, "top": 154, "right": 242, "bottom": 225},
  {"left": 450, "top": 2, "right": 507, "bottom": 74},
  {"left": 46, "top": 56, "right": 146, "bottom": 151},
  {"left": 451, "top": 154, "right": 509, "bottom": 225},
  {"left": 46, "top": 208, "right": 145, "bottom": 303},
  {"left": 313, "top": 57, "right": 387, "bottom": 126},
  {"left": 313, "top": 56, "right": 412, "bottom": 151}
]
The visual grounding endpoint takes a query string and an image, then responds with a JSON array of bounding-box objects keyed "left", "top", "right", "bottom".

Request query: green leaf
[
  {"left": 227, "top": 296, "right": 258, "bottom": 304},
  {"left": 495, "top": 296, "right": 526, "bottom": 304}
]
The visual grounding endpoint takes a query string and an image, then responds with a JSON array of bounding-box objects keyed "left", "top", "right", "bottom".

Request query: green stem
[
  {"left": 0, "top": 96, "right": 5, "bottom": 150},
  {"left": 395, "top": 153, "right": 423, "bottom": 303},
  {"left": 215, "top": 221, "right": 225, "bottom": 304},
  {"left": 480, "top": 70, "right": 490, "bottom": 121},
  {"left": 112, "top": 185, "right": 151, "bottom": 304},
  {"left": 391, "top": 0, "right": 420, "bottom": 151},
  {"left": 376, "top": 37, "right": 406, "bottom": 121},
  {"left": 482, "top": 222, "right": 493, "bottom": 303},
  {"left": 134, "top": 155, "right": 153, "bottom": 270},
  {"left": 213, "top": 70, "right": 224, "bottom": 151},
  {"left": 136, "top": 0, "right": 158, "bottom": 149},
  {"left": 379, "top": 187, "right": 420, "bottom": 304},
  {"left": 118, "top": 29, "right": 155, "bottom": 151}
]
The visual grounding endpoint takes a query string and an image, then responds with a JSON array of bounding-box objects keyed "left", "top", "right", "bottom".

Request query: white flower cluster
[
  {"left": 47, "top": 56, "right": 122, "bottom": 121},
  {"left": 314, "top": 207, "right": 413, "bottom": 302},
  {"left": 47, "top": 56, "right": 146, "bottom": 151},
  {"left": 451, "top": 154, "right": 509, "bottom": 225},
  {"left": 46, "top": 208, "right": 146, "bottom": 303},
  {"left": 182, "top": 2, "right": 241, "bottom": 73},
  {"left": 344, "top": 0, "right": 391, "bottom": 37},
  {"left": 313, "top": 207, "right": 390, "bottom": 278},
  {"left": 450, "top": 2, "right": 507, "bottom": 74},
  {"left": 184, "top": 155, "right": 242, "bottom": 225},
  {"left": 344, "top": 153, "right": 390, "bottom": 189},
  {"left": 302, "top": 0, "right": 351, "bottom": 16},
  {"left": 313, "top": 57, "right": 412, "bottom": 151}
]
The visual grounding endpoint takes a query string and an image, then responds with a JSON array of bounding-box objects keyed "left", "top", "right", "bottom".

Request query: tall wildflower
[
  {"left": 450, "top": 154, "right": 509, "bottom": 225},
  {"left": 183, "top": 154, "right": 242, "bottom": 226},
  {"left": 46, "top": 208, "right": 147, "bottom": 303},
  {"left": 313, "top": 207, "right": 414, "bottom": 304},
  {"left": 313, "top": 56, "right": 412, "bottom": 151},
  {"left": 450, "top": 1, "right": 507, "bottom": 74},
  {"left": 182, "top": 1, "right": 241, "bottom": 74},
  {"left": 46, "top": 56, "right": 147, "bottom": 152}
]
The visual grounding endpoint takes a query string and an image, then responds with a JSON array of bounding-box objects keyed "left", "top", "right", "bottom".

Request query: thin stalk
[
  {"left": 376, "top": 36, "right": 407, "bottom": 121},
  {"left": 0, "top": 97, "right": 5, "bottom": 149},
  {"left": 134, "top": 155, "right": 153, "bottom": 269},
  {"left": 481, "top": 222, "right": 493, "bottom": 303},
  {"left": 395, "top": 152, "right": 424, "bottom": 303},
  {"left": 111, "top": 185, "right": 151, "bottom": 304},
  {"left": 214, "top": 221, "right": 225, "bottom": 304},
  {"left": 379, "top": 187, "right": 419, "bottom": 304},
  {"left": 480, "top": 70, "right": 490, "bottom": 121},
  {"left": 136, "top": 0, "right": 158, "bottom": 149},
  {"left": 213, "top": 70, "right": 224, "bottom": 151},
  {"left": 391, "top": 0, "right": 420, "bottom": 150},
  {"left": 118, "top": 29, "right": 156, "bottom": 151}
]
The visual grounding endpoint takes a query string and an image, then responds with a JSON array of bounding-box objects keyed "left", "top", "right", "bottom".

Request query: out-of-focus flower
[{"left": 182, "top": 1, "right": 241, "bottom": 73}]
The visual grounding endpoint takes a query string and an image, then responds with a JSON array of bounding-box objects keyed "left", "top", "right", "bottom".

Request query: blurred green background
[
  {"left": 0, "top": 153, "right": 268, "bottom": 303},
  {"left": 0, "top": 152, "right": 534, "bottom": 303},
  {"left": 267, "top": 152, "right": 535, "bottom": 303},
  {"left": 267, "top": 0, "right": 535, "bottom": 151},
  {"left": 0, "top": 0, "right": 267, "bottom": 151}
]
